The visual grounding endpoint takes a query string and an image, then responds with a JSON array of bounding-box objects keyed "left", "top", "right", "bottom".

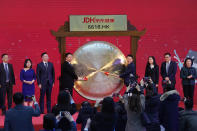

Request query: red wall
[{"left": 0, "top": 0, "right": 197, "bottom": 106}]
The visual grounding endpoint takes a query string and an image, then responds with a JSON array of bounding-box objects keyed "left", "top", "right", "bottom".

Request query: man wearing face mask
[
  {"left": 119, "top": 54, "right": 136, "bottom": 89},
  {"left": 60, "top": 53, "right": 79, "bottom": 96},
  {"left": 36, "top": 52, "right": 55, "bottom": 114},
  {"left": 0, "top": 54, "right": 15, "bottom": 115}
]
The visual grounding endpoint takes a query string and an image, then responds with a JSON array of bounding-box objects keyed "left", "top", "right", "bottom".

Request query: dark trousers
[
  {"left": 183, "top": 85, "right": 195, "bottom": 107},
  {"left": 39, "top": 81, "right": 52, "bottom": 113},
  {"left": 0, "top": 82, "right": 13, "bottom": 114}
]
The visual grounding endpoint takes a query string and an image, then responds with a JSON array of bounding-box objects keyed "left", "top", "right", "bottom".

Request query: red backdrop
[{"left": 0, "top": 0, "right": 197, "bottom": 106}]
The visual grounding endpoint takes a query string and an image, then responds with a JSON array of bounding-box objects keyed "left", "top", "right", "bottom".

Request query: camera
[
  {"left": 112, "top": 93, "right": 120, "bottom": 97},
  {"left": 162, "top": 80, "right": 171, "bottom": 87},
  {"left": 143, "top": 77, "right": 151, "bottom": 83},
  {"left": 129, "top": 81, "right": 138, "bottom": 88},
  {"left": 60, "top": 111, "right": 65, "bottom": 117}
]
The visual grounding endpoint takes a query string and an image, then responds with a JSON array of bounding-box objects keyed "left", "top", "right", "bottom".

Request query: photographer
[
  {"left": 121, "top": 83, "right": 145, "bottom": 131},
  {"left": 179, "top": 99, "right": 197, "bottom": 131},
  {"left": 85, "top": 97, "right": 117, "bottom": 131},
  {"left": 52, "top": 91, "right": 77, "bottom": 116},
  {"left": 56, "top": 111, "right": 77, "bottom": 131},
  {"left": 76, "top": 101, "right": 94, "bottom": 131},
  {"left": 111, "top": 93, "right": 127, "bottom": 131},
  {"left": 4, "top": 92, "right": 40, "bottom": 131},
  {"left": 52, "top": 91, "right": 77, "bottom": 130},
  {"left": 143, "top": 81, "right": 161, "bottom": 131},
  {"left": 159, "top": 83, "right": 180, "bottom": 131}
]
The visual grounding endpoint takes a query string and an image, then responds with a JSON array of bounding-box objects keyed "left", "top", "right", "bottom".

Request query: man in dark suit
[
  {"left": 119, "top": 54, "right": 136, "bottom": 88},
  {"left": 0, "top": 54, "right": 15, "bottom": 115},
  {"left": 160, "top": 53, "right": 177, "bottom": 90},
  {"left": 36, "top": 52, "right": 55, "bottom": 113},
  {"left": 60, "top": 53, "right": 79, "bottom": 96},
  {"left": 4, "top": 92, "right": 40, "bottom": 131}
]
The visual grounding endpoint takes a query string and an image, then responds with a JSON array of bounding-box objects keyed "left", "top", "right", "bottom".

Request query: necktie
[
  {"left": 166, "top": 62, "right": 170, "bottom": 75},
  {"left": 5, "top": 64, "right": 9, "bottom": 82},
  {"left": 45, "top": 63, "right": 48, "bottom": 70}
]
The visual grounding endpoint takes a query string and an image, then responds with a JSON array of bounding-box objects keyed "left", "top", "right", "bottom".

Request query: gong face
[{"left": 71, "top": 41, "right": 127, "bottom": 100}]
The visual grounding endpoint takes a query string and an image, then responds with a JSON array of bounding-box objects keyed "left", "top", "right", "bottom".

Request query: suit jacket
[
  {"left": 160, "top": 61, "right": 177, "bottom": 84},
  {"left": 119, "top": 62, "right": 136, "bottom": 87},
  {"left": 60, "top": 61, "right": 78, "bottom": 89},
  {"left": 145, "top": 65, "right": 159, "bottom": 84},
  {"left": 0, "top": 63, "right": 15, "bottom": 86},
  {"left": 180, "top": 67, "right": 197, "bottom": 86},
  {"left": 4, "top": 103, "right": 40, "bottom": 131},
  {"left": 36, "top": 62, "right": 55, "bottom": 86}
]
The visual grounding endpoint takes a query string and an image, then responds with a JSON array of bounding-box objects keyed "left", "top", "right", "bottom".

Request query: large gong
[{"left": 71, "top": 41, "right": 127, "bottom": 100}]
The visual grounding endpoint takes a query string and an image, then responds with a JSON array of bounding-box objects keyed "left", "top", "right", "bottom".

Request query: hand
[
  {"left": 32, "top": 80, "right": 34, "bottom": 83},
  {"left": 165, "top": 77, "right": 169, "bottom": 81},
  {"left": 52, "top": 83, "right": 54, "bottom": 87},
  {"left": 149, "top": 78, "right": 153, "bottom": 84},
  {"left": 156, "top": 84, "right": 159, "bottom": 87},
  {"left": 85, "top": 118, "right": 91, "bottom": 130},
  {"left": 38, "top": 84, "right": 42, "bottom": 89},
  {"left": 135, "top": 84, "right": 141, "bottom": 92},
  {"left": 94, "top": 100, "right": 101, "bottom": 108},
  {"left": 126, "top": 86, "right": 131, "bottom": 92},
  {"left": 27, "top": 81, "right": 33, "bottom": 85},
  {"left": 140, "top": 79, "right": 144, "bottom": 86},
  {"left": 78, "top": 77, "right": 83, "bottom": 80},
  {"left": 64, "top": 111, "right": 74, "bottom": 122},
  {"left": 32, "top": 95, "right": 37, "bottom": 103},
  {"left": 187, "top": 75, "right": 192, "bottom": 79},
  {"left": 56, "top": 114, "right": 62, "bottom": 122}
]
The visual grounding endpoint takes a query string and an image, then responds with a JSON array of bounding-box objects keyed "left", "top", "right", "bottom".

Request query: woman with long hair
[
  {"left": 124, "top": 89, "right": 145, "bottom": 131},
  {"left": 145, "top": 56, "right": 159, "bottom": 89},
  {"left": 88, "top": 97, "right": 117, "bottom": 131},
  {"left": 52, "top": 91, "right": 77, "bottom": 131}
]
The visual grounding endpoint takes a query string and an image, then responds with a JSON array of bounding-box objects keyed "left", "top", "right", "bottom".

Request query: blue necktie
[{"left": 5, "top": 64, "right": 9, "bottom": 82}]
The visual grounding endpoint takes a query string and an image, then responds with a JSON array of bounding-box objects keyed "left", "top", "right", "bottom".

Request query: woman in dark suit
[
  {"left": 180, "top": 58, "right": 197, "bottom": 108},
  {"left": 145, "top": 56, "right": 159, "bottom": 90}
]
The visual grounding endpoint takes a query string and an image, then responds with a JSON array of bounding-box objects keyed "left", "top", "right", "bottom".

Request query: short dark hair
[
  {"left": 24, "top": 59, "right": 32, "bottom": 68},
  {"left": 57, "top": 91, "right": 71, "bottom": 110},
  {"left": 1, "top": 53, "right": 8, "bottom": 58},
  {"left": 13, "top": 92, "right": 24, "bottom": 105},
  {"left": 163, "top": 83, "right": 173, "bottom": 92},
  {"left": 184, "top": 57, "right": 193, "bottom": 67},
  {"left": 101, "top": 97, "right": 115, "bottom": 114},
  {"left": 65, "top": 53, "right": 72, "bottom": 58},
  {"left": 184, "top": 99, "right": 193, "bottom": 110},
  {"left": 41, "top": 52, "right": 47, "bottom": 58},
  {"left": 127, "top": 54, "right": 133, "bottom": 58},
  {"left": 43, "top": 113, "right": 56, "bottom": 130},
  {"left": 164, "top": 52, "right": 171, "bottom": 57}
]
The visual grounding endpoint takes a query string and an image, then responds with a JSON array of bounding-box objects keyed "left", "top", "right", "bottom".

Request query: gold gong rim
[{"left": 72, "top": 41, "right": 127, "bottom": 100}]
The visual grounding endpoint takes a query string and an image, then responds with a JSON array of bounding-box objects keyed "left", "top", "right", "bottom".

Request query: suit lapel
[{"left": 0, "top": 63, "right": 6, "bottom": 74}]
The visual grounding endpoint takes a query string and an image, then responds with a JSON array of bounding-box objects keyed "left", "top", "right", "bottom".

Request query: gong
[{"left": 71, "top": 41, "right": 127, "bottom": 100}]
